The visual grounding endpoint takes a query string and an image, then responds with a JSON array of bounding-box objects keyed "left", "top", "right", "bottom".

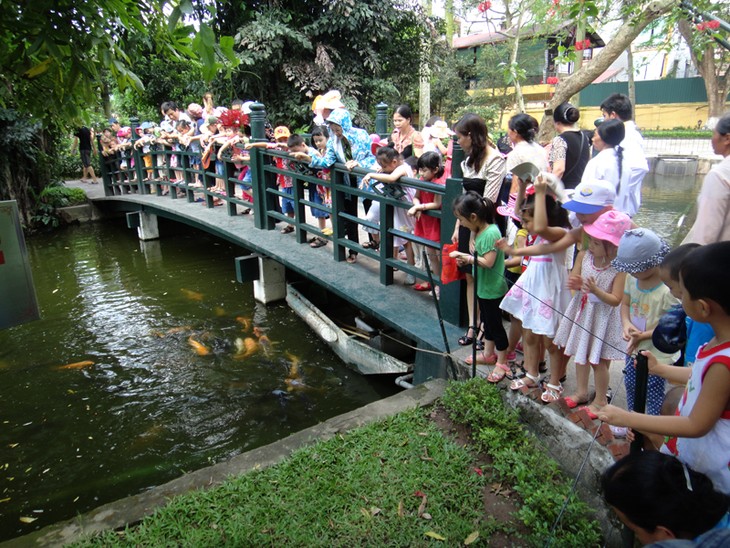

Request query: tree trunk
[
  {"left": 677, "top": 19, "right": 729, "bottom": 125},
  {"left": 627, "top": 45, "right": 636, "bottom": 111},
  {"left": 510, "top": 9, "right": 526, "bottom": 113},
  {"left": 537, "top": 0, "right": 676, "bottom": 142},
  {"left": 419, "top": 0, "right": 432, "bottom": 124},
  {"left": 445, "top": 0, "right": 454, "bottom": 44},
  {"left": 571, "top": 19, "right": 585, "bottom": 107}
]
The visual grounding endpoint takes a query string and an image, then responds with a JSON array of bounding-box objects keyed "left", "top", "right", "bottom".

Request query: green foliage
[
  {"left": 0, "top": 0, "right": 236, "bottom": 125},
  {"left": 643, "top": 129, "right": 713, "bottom": 139},
  {"left": 39, "top": 186, "right": 87, "bottom": 207},
  {"left": 214, "top": 0, "right": 430, "bottom": 129},
  {"left": 74, "top": 410, "right": 487, "bottom": 546},
  {"left": 441, "top": 379, "right": 603, "bottom": 547}
]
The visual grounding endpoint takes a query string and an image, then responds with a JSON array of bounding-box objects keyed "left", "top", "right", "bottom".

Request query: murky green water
[
  {"left": 0, "top": 219, "right": 398, "bottom": 541},
  {"left": 633, "top": 172, "right": 703, "bottom": 244}
]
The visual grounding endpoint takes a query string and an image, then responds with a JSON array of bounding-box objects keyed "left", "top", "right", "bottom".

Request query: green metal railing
[{"left": 97, "top": 102, "right": 466, "bottom": 325}]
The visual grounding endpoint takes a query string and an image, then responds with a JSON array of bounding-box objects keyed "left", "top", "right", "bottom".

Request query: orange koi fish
[
  {"left": 236, "top": 316, "right": 252, "bottom": 331},
  {"left": 58, "top": 360, "right": 94, "bottom": 370},
  {"left": 187, "top": 336, "right": 211, "bottom": 356},
  {"left": 180, "top": 289, "right": 204, "bottom": 302},
  {"left": 233, "top": 337, "right": 259, "bottom": 359}
]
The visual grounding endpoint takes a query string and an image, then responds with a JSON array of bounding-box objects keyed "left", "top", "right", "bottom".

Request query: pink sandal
[
  {"left": 464, "top": 352, "right": 497, "bottom": 366},
  {"left": 486, "top": 363, "right": 510, "bottom": 383}
]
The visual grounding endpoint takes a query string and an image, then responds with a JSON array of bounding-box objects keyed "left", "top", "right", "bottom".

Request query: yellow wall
[{"left": 496, "top": 103, "right": 710, "bottom": 132}]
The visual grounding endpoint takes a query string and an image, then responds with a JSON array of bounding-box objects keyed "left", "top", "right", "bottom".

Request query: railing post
[
  {"left": 129, "top": 117, "right": 146, "bottom": 194},
  {"left": 439, "top": 135, "right": 466, "bottom": 326},
  {"left": 97, "top": 134, "right": 113, "bottom": 196},
  {"left": 249, "top": 102, "right": 267, "bottom": 228},
  {"left": 375, "top": 102, "right": 389, "bottom": 136}
]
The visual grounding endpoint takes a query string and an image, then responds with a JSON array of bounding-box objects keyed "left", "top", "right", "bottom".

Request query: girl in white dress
[{"left": 498, "top": 177, "right": 571, "bottom": 400}]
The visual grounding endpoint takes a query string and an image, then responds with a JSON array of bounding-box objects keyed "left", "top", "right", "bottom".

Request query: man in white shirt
[{"left": 600, "top": 93, "right": 649, "bottom": 217}]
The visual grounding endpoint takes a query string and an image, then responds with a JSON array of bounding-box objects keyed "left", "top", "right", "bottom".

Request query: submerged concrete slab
[{"left": 3, "top": 380, "right": 446, "bottom": 548}]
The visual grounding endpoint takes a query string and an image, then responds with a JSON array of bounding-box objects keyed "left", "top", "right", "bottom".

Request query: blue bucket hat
[{"left": 612, "top": 228, "right": 669, "bottom": 274}]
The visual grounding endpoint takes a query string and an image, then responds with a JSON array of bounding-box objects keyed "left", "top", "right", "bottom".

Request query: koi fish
[
  {"left": 214, "top": 306, "right": 226, "bottom": 317},
  {"left": 236, "top": 316, "right": 252, "bottom": 331},
  {"left": 180, "top": 289, "right": 204, "bottom": 302},
  {"left": 285, "top": 352, "right": 300, "bottom": 377},
  {"left": 58, "top": 360, "right": 94, "bottom": 370},
  {"left": 187, "top": 336, "right": 211, "bottom": 356},
  {"left": 257, "top": 335, "right": 273, "bottom": 357},
  {"left": 233, "top": 337, "right": 259, "bottom": 359},
  {"left": 166, "top": 325, "right": 193, "bottom": 335},
  {"left": 252, "top": 326, "right": 264, "bottom": 337}
]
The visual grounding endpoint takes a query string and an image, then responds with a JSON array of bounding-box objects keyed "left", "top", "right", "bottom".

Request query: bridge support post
[
  {"left": 136, "top": 212, "right": 159, "bottom": 241},
  {"left": 253, "top": 257, "right": 286, "bottom": 304}
]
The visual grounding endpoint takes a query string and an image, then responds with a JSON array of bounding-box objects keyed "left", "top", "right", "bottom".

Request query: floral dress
[{"left": 553, "top": 252, "right": 624, "bottom": 364}]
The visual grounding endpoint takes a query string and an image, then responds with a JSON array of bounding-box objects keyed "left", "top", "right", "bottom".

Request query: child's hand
[
  {"left": 344, "top": 160, "right": 359, "bottom": 171},
  {"left": 567, "top": 275, "right": 583, "bottom": 291},
  {"left": 627, "top": 331, "right": 643, "bottom": 354},
  {"left": 597, "top": 404, "right": 630, "bottom": 427},
  {"left": 636, "top": 350, "right": 661, "bottom": 375},
  {"left": 583, "top": 276, "right": 598, "bottom": 293},
  {"left": 244, "top": 143, "right": 253, "bottom": 150},
  {"left": 407, "top": 205, "right": 421, "bottom": 218},
  {"left": 291, "top": 152, "right": 308, "bottom": 162},
  {"left": 533, "top": 175, "right": 548, "bottom": 194},
  {"left": 622, "top": 323, "right": 638, "bottom": 342},
  {"left": 451, "top": 228, "right": 459, "bottom": 245},
  {"left": 495, "top": 238, "right": 510, "bottom": 254},
  {"left": 360, "top": 173, "right": 372, "bottom": 187}
]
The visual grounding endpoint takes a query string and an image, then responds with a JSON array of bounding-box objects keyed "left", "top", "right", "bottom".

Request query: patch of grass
[
  {"left": 40, "top": 185, "right": 87, "bottom": 207},
  {"left": 441, "top": 379, "right": 602, "bottom": 546},
  {"left": 643, "top": 129, "right": 712, "bottom": 139},
  {"left": 73, "top": 381, "right": 601, "bottom": 547},
  {"left": 74, "top": 410, "right": 487, "bottom": 546}
]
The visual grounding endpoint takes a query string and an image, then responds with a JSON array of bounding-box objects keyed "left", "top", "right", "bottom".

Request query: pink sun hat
[
  {"left": 496, "top": 193, "right": 521, "bottom": 222},
  {"left": 583, "top": 209, "right": 632, "bottom": 247}
]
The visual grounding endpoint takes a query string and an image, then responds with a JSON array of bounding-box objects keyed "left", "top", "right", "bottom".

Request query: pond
[
  {"left": 0, "top": 219, "right": 398, "bottom": 541},
  {"left": 0, "top": 169, "right": 704, "bottom": 541}
]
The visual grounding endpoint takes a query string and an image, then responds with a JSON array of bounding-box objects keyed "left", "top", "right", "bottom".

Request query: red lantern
[
  {"left": 478, "top": 1, "right": 491, "bottom": 13},
  {"left": 696, "top": 22, "right": 706, "bottom": 31},
  {"left": 575, "top": 41, "right": 583, "bottom": 51},
  {"left": 583, "top": 39, "right": 591, "bottom": 48},
  {"left": 708, "top": 20, "right": 720, "bottom": 30}
]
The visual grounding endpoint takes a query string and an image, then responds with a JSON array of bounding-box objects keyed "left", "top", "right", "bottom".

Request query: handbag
[{"left": 441, "top": 242, "right": 465, "bottom": 285}]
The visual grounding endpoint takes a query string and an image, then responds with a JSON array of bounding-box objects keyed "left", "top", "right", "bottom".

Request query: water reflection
[
  {"left": 0, "top": 220, "right": 397, "bottom": 541},
  {"left": 633, "top": 172, "right": 703, "bottom": 244}
]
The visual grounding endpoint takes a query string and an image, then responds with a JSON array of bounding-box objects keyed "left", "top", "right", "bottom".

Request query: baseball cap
[
  {"left": 274, "top": 126, "right": 290, "bottom": 140},
  {"left": 562, "top": 180, "right": 616, "bottom": 214}
]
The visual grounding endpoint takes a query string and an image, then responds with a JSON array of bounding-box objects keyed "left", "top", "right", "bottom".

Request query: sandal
[
  {"left": 510, "top": 372, "right": 540, "bottom": 391},
  {"left": 413, "top": 283, "right": 431, "bottom": 292},
  {"left": 310, "top": 237, "right": 327, "bottom": 248},
  {"left": 362, "top": 241, "right": 379, "bottom": 250},
  {"left": 540, "top": 383, "right": 564, "bottom": 404},
  {"left": 346, "top": 254, "right": 357, "bottom": 264},
  {"left": 487, "top": 363, "right": 510, "bottom": 383},
  {"left": 458, "top": 328, "right": 484, "bottom": 349},
  {"left": 280, "top": 225, "right": 294, "bottom": 234},
  {"left": 564, "top": 395, "right": 590, "bottom": 409},
  {"left": 578, "top": 406, "right": 599, "bottom": 420}
]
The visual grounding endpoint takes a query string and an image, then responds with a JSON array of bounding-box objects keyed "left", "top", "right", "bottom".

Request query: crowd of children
[{"left": 94, "top": 94, "right": 730, "bottom": 503}]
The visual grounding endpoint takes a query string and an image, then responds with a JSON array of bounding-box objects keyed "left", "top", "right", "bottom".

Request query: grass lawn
[{"left": 73, "top": 380, "right": 602, "bottom": 547}]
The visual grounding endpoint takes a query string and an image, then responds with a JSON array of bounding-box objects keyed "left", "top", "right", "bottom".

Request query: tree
[
  {"left": 676, "top": 1, "right": 729, "bottom": 124},
  {"left": 220, "top": 0, "right": 430, "bottom": 128},
  {"left": 0, "top": 0, "right": 235, "bottom": 227},
  {"left": 536, "top": 0, "right": 677, "bottom": 141}
]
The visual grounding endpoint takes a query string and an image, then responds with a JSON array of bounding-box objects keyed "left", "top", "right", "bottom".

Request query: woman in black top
[{"left": 549, "top": 102, "right": 590, "bottom": 190}]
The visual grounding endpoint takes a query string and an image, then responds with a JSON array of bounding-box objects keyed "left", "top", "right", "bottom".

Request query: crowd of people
[{"left": 79, "top": 91, "right": 730, "bottom": 543}]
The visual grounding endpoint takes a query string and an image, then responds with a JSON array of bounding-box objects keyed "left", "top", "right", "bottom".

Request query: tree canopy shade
[
  {"left": 212, "top": 0, "right": 431, "bottom": 127},
  {"left": 0, "top": 0, "right": 235, "bottom": 124}
]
